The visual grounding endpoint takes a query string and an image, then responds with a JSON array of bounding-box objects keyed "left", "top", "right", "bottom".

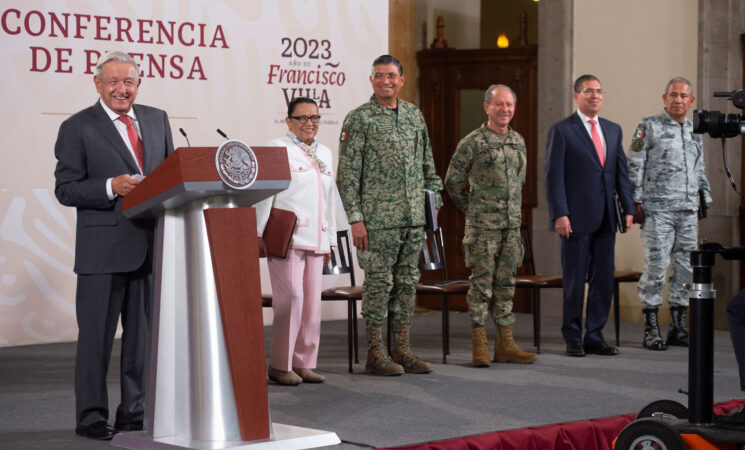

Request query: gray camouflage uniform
[
  {"left": 627, "top": 109, "right": 711, "bottom": 308},
  {"left": 336, "top": 95, "right": 443, "bottom": 327},
  {"left": 445, "top": 124, "right": 526, "bottom": 327}
]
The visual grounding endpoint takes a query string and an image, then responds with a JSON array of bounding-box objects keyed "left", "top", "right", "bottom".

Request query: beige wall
[{"left": 573, "top": 0, "right": 699, "bottom": 149}]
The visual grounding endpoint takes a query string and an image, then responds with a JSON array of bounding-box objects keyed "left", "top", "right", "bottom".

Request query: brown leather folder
[{"left": 263, "top": 208, "right": 296, "bottom": 258}]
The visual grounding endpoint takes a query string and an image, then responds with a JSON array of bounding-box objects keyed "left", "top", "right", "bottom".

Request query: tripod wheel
[
  {"left": 637, "top": 399, "right": 689, "bottom": 420},
  {"left": 614, "top": 418, "right": 684, "bottom": 450}
]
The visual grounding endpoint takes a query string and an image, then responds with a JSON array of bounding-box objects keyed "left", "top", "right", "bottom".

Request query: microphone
[
  {"left": 216, "top": 129, "right": 229, "bottom": 139},
  {"left": 179, "top": 128, "right": 191, "bottom": 147}
]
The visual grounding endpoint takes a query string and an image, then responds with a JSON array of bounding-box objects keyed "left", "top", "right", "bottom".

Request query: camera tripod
[{"left": 613, "top": 243, "right": 745, "bottom": 450}]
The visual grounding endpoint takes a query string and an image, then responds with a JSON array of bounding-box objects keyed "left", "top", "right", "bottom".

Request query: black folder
[
  {"left": 614, "top": 195, "right": 626, "bottom": 233},
  {"left": 424, "top": 189, "right": 438, "bottom": 231}
]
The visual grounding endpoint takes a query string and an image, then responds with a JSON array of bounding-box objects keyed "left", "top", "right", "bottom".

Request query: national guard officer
[
  {"left": 336, "top": 55, "right": 444, "bottom": 376},
  {"left": 445, "top": 84, "right": 536, "bottom": 367},
  {"left": 628, "top": 76, "right": 712, "bottom": 351}
]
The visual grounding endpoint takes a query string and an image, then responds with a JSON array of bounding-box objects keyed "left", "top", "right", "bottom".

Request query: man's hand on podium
[
  {"left": 258, "top": 238, "right": 267, "bottom": 258},
  {"left": 112, "top": 174, "right": 142, "bottom": 197}
]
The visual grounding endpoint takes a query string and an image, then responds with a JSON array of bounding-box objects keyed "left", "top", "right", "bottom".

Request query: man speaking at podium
[{"left": 54, "top": 51, "right": 174, "bottom": 440}]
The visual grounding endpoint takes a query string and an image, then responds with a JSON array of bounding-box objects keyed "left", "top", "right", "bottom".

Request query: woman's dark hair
[{"left": 287, "top": 97, "right": 318, "bottom": 117}]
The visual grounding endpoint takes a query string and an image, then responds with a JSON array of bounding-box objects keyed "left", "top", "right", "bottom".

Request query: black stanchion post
[{"left": 688, "top": 249, "right": 716, "bottom": 424}]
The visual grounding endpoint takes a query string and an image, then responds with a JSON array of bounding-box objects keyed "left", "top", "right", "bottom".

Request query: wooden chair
[
  {"left": 516, "top": 225, "right": 638, "bottom": 352},
  {"left": 515, "top": 225, "right": 564, "bottom": 353},
  {"left": 413, "top": 227, "right": 470, "bottom": 364},
  {"left": 320, "top": 230, "right": 362, "bottom": 373}
]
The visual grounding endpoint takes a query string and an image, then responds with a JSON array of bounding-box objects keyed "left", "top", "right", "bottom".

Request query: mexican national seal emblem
[{"left": 215, "top": 140, "right": 258, "bottom": 189}]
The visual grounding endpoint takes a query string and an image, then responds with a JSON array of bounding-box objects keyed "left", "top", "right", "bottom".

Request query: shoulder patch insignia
[
  {"left": 631, "top": 138, "right": 643, "bottom": 151},
  {"left": 339, "top": 131, "right": 348, "bottom": 142},
  {"left": 633, "top": 124, "right": 645, "bottom": 140}
]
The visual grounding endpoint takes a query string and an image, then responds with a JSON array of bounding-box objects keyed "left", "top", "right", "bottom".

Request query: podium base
[{"left": 111, "top": 423, "right": 341, "bottom": 450}]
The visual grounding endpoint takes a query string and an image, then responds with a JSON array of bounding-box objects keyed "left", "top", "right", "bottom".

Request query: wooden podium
[
  {"left": 110, "top": 146, "right": 339, "bottom": 449},
  {"left": 121, "top": 146, "right": 287, "bottom": 443}
]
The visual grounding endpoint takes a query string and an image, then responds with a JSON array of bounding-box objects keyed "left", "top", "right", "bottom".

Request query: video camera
[{"left": 693, "top": 89, "right": 745, "bottom": 138}]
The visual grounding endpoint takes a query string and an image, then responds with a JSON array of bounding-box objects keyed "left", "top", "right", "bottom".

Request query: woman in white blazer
[{"left": 255, "top": 97, "right": 337, "bottom": 385}]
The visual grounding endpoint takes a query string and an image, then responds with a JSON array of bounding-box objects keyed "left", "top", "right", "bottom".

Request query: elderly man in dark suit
[
  {"left": 545, "top": 74, "right": 634, "bottom": 357},
  {"left": 54, "top": 51, "right": 173, "bottom": 440}
]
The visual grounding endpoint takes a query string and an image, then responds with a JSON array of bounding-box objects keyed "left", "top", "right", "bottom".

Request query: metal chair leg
[
  {"left": 533, "top": 287, "right": 541, "bottom": 354},
  {"left": 614, "top": 281, "right": 620, "bottom": 347},
  {"left": 347, "top": 300, "right": 354, "bottom": 373},
  {"left": 445, "top": 295, "right": 450, "bottom": 355},
  {"left": 441, "top": 294, "right": 449, "bottom": 364},
  {"left": 352, "top": 299, "right": 359, "bottom": 364}
]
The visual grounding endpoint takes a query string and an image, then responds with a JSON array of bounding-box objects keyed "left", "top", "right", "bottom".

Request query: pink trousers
[{"left": 267, "top": 248, "right": 324, "bottom": 371}]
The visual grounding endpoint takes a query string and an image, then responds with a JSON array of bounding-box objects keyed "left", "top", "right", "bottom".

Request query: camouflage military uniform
[
  {"left": 336, "top": 95, "right": 443, "bottom": 326},
  {"left": 628, "top": 109, "right": 712, "bottom": 309},
  {"left": 445, "top": 124, "right": 526, "bottom": 327}
]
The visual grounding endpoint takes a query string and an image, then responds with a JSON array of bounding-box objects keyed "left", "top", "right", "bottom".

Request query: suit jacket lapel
[
  {"left": 570, "top": 113, "right": 603, "bottom": 167},
  {"left": 91, "top": 102, "right": 141, "bottom": 174}
]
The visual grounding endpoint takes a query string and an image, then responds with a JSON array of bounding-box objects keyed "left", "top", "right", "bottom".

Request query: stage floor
[{"left": 0, "top": 311, "right": 741, "bottom": 449}]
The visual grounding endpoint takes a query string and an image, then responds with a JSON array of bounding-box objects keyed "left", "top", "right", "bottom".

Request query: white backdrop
[{"left": 0, "top": 0, "right": 388, "bottom": 347}]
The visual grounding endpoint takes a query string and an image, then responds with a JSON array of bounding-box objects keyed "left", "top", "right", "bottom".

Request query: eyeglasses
[
  {"left": 581, "top": 89, "right": 604, "bottom": 96},
  {"left": 373, "top": 72, "right": 400, "bottom": 80},
  {"left": 289, "top": 115, "right": 321, "bottom": 124}
]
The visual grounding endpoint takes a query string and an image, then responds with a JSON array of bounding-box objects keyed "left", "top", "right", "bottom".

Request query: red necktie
[
  {"left": 588, "top": 119, "right": 604, "bottom": 167},
  {"left": 118, "top": 115, "right": 144, "bottom": 172}
]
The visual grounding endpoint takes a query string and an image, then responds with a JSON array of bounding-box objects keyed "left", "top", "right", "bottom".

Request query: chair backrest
[
  {"left": 323, "top": 229, "right": 356, "bottom": 286},
  {"left": 419, "top": 227, "right": 449, "bottom": 280},
  {"left": 519, "top": 224, "right": 537, "bottom": 276}
]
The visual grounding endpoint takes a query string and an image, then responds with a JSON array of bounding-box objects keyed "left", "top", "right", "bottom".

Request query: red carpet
[{"left": 380, "top": 399, "right": 744, "bottom": 450}]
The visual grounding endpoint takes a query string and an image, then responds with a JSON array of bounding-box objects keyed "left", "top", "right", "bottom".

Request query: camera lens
[
  {"left": 693, "top": 109, "right": 711, "bottom": 134},
  {"left": 692, "top": 90, "right": 745, "bottom": 138}
]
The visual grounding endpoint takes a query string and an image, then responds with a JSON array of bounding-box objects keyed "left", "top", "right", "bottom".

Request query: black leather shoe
[
  {"left": 566, "top": 342, "right": 586, "bottom": 357},
  {"left": 75, "top": 422, "right": 117, "bottom": 440},
  {"left": 584, "top": 340, "right": 619, "bottom": 355},
  {"left": 115, "top": 421, "right": 143, "bottom": 431}
]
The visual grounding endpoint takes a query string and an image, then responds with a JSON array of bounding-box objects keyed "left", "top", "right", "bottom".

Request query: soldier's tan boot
[
  {"left": 390, "top": 324, "right": 433, "bottom": 374},
  {"left": 365, "top": 326, "right": 405, "bottom": 376},
  {"left": 493, "top": 325, "right": 537, "bottom": 364},
  {"left": 471, "top": 326, "right": 491, "bottom": 367}
]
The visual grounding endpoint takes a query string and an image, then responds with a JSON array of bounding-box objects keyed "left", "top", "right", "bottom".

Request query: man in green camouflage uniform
[
  {"left": 445, "top": 85, "right": 536, "bottom": 367},
  {"left": 336, "top": 55, "right": 443, "bottom": 376},
  {"left": 628, "top": 77, "right": 711, "bottom": 351}
]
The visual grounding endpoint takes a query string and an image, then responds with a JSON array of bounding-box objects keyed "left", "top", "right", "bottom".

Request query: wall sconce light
[{"left": 497, "top": 33, "right": 509, "bottom": 48}]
